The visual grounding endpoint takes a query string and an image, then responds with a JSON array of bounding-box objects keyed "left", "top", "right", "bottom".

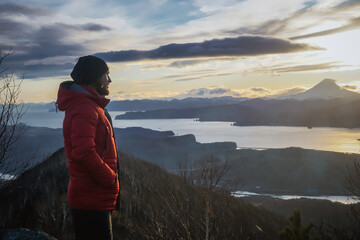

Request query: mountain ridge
[
  {"left": 28, "top": 79, "right": 360, "bottom": 112},
  {"left": 278, "top": 78, "right": 360, "bottom": 100}
]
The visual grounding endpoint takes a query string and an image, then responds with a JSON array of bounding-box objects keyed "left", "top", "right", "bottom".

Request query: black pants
[{"left": 71, "top": 208, "right": 113, "bottom": 240}]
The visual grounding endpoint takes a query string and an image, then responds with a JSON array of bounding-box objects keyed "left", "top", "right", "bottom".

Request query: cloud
[
  {"left": 114, "top": 85, "right": 310, "bottom": 100},
  {"left": 223, "top": 1, "right": 360, "bottom": 42},
  {"left": 24, "top": 56, "right": 78, "bottom": 66},
  {"left": 112, "top": 89, "right": 182, "bottom": 100},
  {"left": 141, "top": 58, "right": 237, "bottom": 70},
  {"left": 223, "top": 5, "right": 316, "bottom": 38},
  {"left": 342, "top": 84, "right": 358, "bottom": 90},
  {"left": 290, "top": 17, "right": 360, "bottom": 40},
  {"left": 158, "top": 69, "right": 235, "bottom": 83},
  {"left": 95, "top": 36, "right": 318, "bottom": 62},
  {"left": 1, "top": 22, "right": 89, "bottom": 79},
  {"left": 335, "top": 0, "right": 360, "bottom": 9},
  {"left": 167, "top": 57, "right": 237, "bottom": 68},
  {"left": 172, "top": 72, "right": 234, "bottom": 82},
  {"left": 1, "top": 0, "right": 357, "bottom": 82},
  {"left": 209, "top": 88, "right": 231, "bottom": 94},
  {"left": 10, "top": 62, "right": 74, "bottom": 79},
  {"left": 0, "top": 3, "right": 51, "bottom": 16},
  {"left": 151, "top": 0, "right": 309, "bottom": 44},
  {"left": 0, "top": 18, "right": 30, "bottom": 36},
  {"left": 40, "top": 23, "right": 112, "bottom": 32},
  {"left": 169, "top": 59, "right": 209, "bottom": 68},
  {"left": 238, "top": 86, "right": 308, "bottom": 98},
  {"left": 0, "top": 20, "right": 112, "bottom": 79},
  {"left": 250, "top": 87, "right": 269, "bottom": 92},
  {"left": 271, "top": 62, "right": 344, "bottom": 73},
  {"left": 223, "top": 15, "right": 298, "bottom": 37},
  {"left": 0, "top": 2, "right": 113, "bottom": 80},
  {"left": 175, "top": 77, "right": 199, "bottom": 82},
  {"left": 193, "top": 0, "right": 239, "bottom": 14},
  {"left": 174, "top": 87, "right": 242, "bottom": 98},
  {"left": 247, "top": 62, "right": 344, "bottom": 75},
  {"left": 173, "top": 86, "right": 302, "bottom": 99},
  {"left": 81, "top": 23, "right": 112, "bottom": 32}
]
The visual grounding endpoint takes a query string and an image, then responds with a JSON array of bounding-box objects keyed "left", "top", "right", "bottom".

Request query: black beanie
[{"left": 70, "top": 55, "right": 109, "bottom": 85}]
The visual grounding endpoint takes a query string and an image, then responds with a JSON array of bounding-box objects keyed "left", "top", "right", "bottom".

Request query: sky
[{"left": 0, "top": 0, "right": 359, "bottom": 103}]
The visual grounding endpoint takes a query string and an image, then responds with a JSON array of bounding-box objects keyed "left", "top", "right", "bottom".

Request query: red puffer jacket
[{"left": 57, "top": 81, "right": 119, "bottom": 210}]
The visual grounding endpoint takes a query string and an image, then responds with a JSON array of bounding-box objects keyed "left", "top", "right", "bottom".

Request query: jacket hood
[{"left": 56, "top": 81, "right": 110, "bottom": 111}]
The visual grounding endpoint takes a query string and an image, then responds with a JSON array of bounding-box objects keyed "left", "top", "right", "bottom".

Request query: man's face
[{"left": 94, "top": 71, "right": 111, "bottom": 96}]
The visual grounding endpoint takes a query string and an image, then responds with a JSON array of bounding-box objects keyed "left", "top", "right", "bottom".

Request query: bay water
[
  {"left": 20, "top": 111, "right": 360, "bottom": 154},
  {"left": 19, "top": 111, "right": 360, "bottom": 203}
]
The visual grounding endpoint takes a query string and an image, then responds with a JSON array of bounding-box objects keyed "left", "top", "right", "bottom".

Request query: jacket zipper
[{"left": 102, "top": 126, "right": 108, "bottom": 159}]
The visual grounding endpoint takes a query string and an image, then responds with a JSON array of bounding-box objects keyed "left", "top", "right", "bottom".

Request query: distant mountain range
[
  {"left": 44, "top": 97, "right": 248, "bottom": 112},
  {"left": 116, "top": 79, "right": 360, "bottom": 128},
  {"left": 24, "top": 102, "right": 56, "bottom": 112},
  {"left": 31, "top": 79, "right": 360, "bottom": 113},
  {"left": 117, "top": 98, "right": 360, "bottom": 128},
  {"left": 107, "top": 96, "right": 249, "bottom": 111}
]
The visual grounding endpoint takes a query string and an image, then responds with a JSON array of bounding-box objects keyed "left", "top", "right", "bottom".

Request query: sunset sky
[{"left": 1, "top": 0, "right": 359, "bottom": 102}]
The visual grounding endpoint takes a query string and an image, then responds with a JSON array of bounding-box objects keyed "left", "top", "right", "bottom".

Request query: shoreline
[{"left": 232, "top": 190, "right": 359, "bottom": 204}]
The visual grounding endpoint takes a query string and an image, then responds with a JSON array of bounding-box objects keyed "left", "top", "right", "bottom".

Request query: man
[{"left": 56, "top": 55, "right": 120, "bottom": 240}]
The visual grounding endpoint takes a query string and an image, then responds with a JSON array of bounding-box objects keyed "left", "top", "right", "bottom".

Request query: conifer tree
[{"left": 279, "top": 210, "right": 315, "bottom": 240}]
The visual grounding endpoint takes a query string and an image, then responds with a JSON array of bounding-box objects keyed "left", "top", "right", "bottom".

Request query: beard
[{"left": 93, "top": 79, "right": 109, "bottom": 96}]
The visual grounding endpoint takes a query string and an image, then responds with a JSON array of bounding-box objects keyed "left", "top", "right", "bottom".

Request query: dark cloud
[
  {"left": 19, "top": 24, "right": 87, "bottom": 59},
  {"left": 0, "top": 23, "right": 86, "bottom": 61},
  {"left": 0, "top": 22, "right": 89, "bottom": 79},
  {"left": 35, "top": 23, "right": 112, "bottom": 33},
  {"left": 12, "top": 63, "right": 74, "bottom": 79},
  {"left": 0, "top": 19, "right": 30, "bottom": 36},
  {"left": 0, "top": 3, "right": 111, "bottom": 79},
  {"left": 290, "top": 17, "right": 360, "bottom": 40},
  {"left": 95, "top": 36, "right": 318, "bottom": 62},
  {"left": 0, "top": 3, "right": 50, "bottom": 16},
  {"left": 81, "top": 23, "right": 111, "bottom": 32}
]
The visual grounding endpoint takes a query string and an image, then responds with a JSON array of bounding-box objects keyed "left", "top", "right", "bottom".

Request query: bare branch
[{"left": 0, "top": 49, "right": 29, "bottom": 188}]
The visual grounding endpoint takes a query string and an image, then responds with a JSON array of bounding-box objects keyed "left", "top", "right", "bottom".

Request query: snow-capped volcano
[{"left": 284, "top": 79, "right": 360, "bottom": 100}]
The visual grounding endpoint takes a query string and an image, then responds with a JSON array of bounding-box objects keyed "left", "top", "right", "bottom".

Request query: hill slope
[
  {"left": 0, "top": 148, "right": 284, "bottom": 239},
  {"left": 226, "top": 147, "right": 358, "bottom": 195}
]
